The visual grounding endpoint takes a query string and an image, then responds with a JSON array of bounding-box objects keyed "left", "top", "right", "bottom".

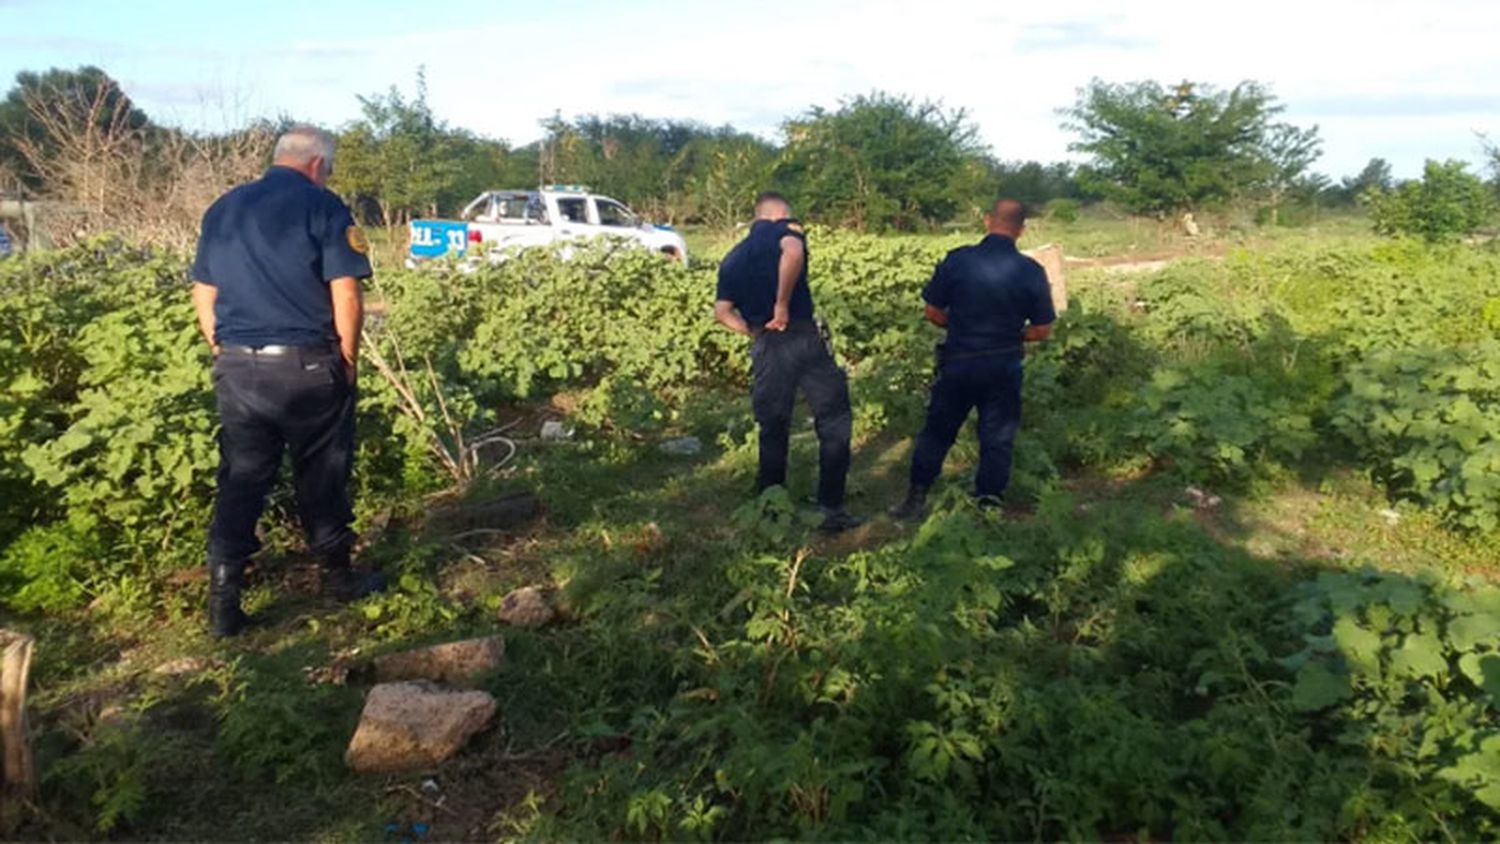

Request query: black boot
[
  {"left": 817, "top": 507, "right": 865, "bottom": 533},
  {"left": 889, "top": 485, "right": 929, "bottom": 521},
  {"left": 319, "top": 546, "right": 388, "bottom": 603},
  {"left": 208, "top": 559, "right": 250, "bottom": 638}
]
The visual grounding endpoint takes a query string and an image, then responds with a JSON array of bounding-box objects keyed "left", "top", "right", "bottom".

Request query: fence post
[{"left": 0, "top": 630, "right": 35, "bottom": 832}]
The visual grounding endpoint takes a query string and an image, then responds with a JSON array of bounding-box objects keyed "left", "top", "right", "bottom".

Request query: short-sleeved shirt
[
  {"left": 191, "top": 166, "right": 372, "bottom": 347},
  {"left": 923, "top": 234, "right": 1056, "bottom": 361},
  {"left": 714, "top": 219, "right": 814, "bottom": 328}
]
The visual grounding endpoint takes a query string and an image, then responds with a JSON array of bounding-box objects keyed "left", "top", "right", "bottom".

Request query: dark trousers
[
  {"left": 207, "top": 346, "right": 357, "bottom": 564},
  {"left": 909, "top": 354, "right": 1024, "bottom": 498},
  {"left": 750, "top": 321, "right": 852, "bottom": 509}
]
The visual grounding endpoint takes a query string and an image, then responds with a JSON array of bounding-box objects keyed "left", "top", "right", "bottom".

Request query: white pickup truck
[{"left": 407, "top": 186, "right": 688, "bottom": 267}]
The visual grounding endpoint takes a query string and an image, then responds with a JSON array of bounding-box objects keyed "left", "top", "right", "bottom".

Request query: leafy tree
[
  {"left": 681, "top": 135, "right": 776, "bottom": 229},
  {"left": 332, "top": 70, "right": 507, "bottom": 225},
  {"left": 0, "top": 66, "right": 150, "bottom": 191},
  {"left": 1064, "top": 79, "right": 1316, "bottom": 216},
  {"left": 774, "top": 92, "right": 986, "bottom": 231},
  {"left": 1366, "top": 159, "right": 1495, "bottom": 242},
  {"left": 1322, "top": 157, "right": 1393, "bottom": 207},
  {"left": 536, "top": 114, "right": 773, "bottom": 222},
  {"left": 1257, "top": 123, "right": 1323, "bottom": 223},
  {"left": 986, "top": 160, "right": 1089, "bottom": 208}
]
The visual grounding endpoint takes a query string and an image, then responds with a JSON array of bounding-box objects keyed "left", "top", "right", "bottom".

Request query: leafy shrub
[
  {"left": 1367, "top": 160, "right": 1495, "bottom": 243},
  {"left": 1332, "top": 343, "right": 1500, "bottom": 531},
  {"left": 1129, "top": 366, "right": 1315, "bottom": 483},
  {"left": 1047, "top": 198, "right": 1080, "bottom": 223},
  {"left": 1283, "top": 569, "right": 1500, "bottom": 827}
]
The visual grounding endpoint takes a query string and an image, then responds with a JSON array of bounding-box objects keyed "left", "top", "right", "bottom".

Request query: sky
[{"left": 2, "top": 0, "right": 1497, "bottom": 181}]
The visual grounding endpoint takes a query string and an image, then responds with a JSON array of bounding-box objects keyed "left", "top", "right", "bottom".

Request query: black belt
[{"left": 218, "top": 344, "right": 336, "bottom": 357}]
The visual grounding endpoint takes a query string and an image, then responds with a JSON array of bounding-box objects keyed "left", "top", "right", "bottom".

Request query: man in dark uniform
[
  {"left": 190, "top": 126, "right": 385, "bottom": 637},
  {"left": 891, "top": 199, "right": 1056, "bottom": 519},
  {"left": 714, "top": 192, "right": 861, "bottom": 532}
]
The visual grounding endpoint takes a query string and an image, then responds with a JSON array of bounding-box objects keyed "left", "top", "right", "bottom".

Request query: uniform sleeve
[
  {"left": 320, "top": 197, "right": 373, "bottom": 281},
  {"left": 189, "top": 204, "right": 217, "bottom": 285},
  {"left": 922, "top": 254, "right": 956, "bottom": 308},
  {"left": 1026, "top": 260, "right": 1057, "bottom": 326},
  {"left": 715, "top": 244, "right": 742, "bottom": 304}
]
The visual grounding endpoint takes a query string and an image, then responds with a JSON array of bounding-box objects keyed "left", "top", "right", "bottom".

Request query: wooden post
[
  {"left": 1023, "top": 243, "right": 1069, "bottom": 314},
  {"left": 0, "top": 630, "right": 35, "bottom": 831}
]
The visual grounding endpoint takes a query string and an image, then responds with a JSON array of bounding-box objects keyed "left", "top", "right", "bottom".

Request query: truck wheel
[{"left": 660, "top": 246, "right": 683, "bottom": 263}]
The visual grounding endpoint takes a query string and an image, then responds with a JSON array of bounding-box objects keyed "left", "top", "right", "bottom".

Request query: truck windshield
[{"left": 595, "top": 198, "right": 638, "bottom": 228}]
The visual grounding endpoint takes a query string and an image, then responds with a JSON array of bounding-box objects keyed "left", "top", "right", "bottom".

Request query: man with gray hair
[{"left": 190, "top": 125, "right": 385, "bottom": 637}]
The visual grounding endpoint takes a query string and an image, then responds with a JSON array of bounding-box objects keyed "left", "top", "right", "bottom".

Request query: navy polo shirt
[
  {"left": 923, "top": 234, "right": 1056, "bottom": 360},
  {"left": 715, "top": 219, "right": 814, "bottom": 327},
  {"left": 191, "top": 166, "right": 372, "bottom": 347}
]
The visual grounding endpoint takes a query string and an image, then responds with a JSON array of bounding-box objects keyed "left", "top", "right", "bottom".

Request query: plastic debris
[
  {"left": 540, "top": 420, "right": 574, "bottom": 441},
  {"left": 659, "top": 436, "right": 702, "bottom": 456}
]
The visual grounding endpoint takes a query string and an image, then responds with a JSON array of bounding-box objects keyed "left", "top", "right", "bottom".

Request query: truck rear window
[{"left": 468, "top": 193, "right": 548, "bottom": 224}]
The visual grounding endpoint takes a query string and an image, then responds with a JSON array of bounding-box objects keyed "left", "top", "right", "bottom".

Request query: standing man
[
  {"left": 714, "top": 192, "right": 861, "bottom": 533},
  {"left": 891, "top": 199, "right": 1056, "bottom": 519},
  {"left": 190, "top": 126, "right": 385, "bottom": 638}
]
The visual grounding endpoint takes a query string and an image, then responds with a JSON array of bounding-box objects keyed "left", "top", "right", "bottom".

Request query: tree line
[{"left": 1, "top": 66, "right": 1495, "bottom": 241}]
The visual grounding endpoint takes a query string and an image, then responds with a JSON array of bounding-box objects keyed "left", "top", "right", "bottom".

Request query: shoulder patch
[
  {"left": 346, "top": 225, "right": 369, "bottom": 255},
  {"left": 784, "top": 221, "right": 804, "bottom": 234}
]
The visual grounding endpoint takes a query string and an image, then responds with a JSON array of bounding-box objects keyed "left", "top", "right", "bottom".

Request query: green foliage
[
  {"left": 1333, "top": 343, "right": 1500, "bottom": 531},
  {"left": 1066, "top": 78, "right": 1319, "bottom": 215},
  {"left": 540, "top": 114, "right": 777, "bottom": 226},
  {"left": 1367, "top": 159, "right": 1496, "bottom": 242},
  {"left": 1327, "top": 157, "right": 1395, "bottom": 207},
  {"left": 989, "top": 160, "right": 1089, "bottom": 208},
  {"left": 214, "top": 667, "right": 360, "bottom": 787},
  {"left": 333, "top": 69, "right": 525, "bottom": 224},
  {"left": 1283, "top": 570, "right": 1500, "bottom": 824},
  {"left": 1046, "top": 197, "right": 1081, "bottom": 223},
  {"left": 11, "top": 223, "right": 1500, "bottom": 841},
  {"left": 1129, "top": 366, "right": 1315, "bottom": 483},
  {"left": 776, "top": 92, "right": 987, "bottom": 231},
  {"left": 0, "top": 240, "right": 216, "bottom": 607},
  {"left": 42, "top": 718, "right": 153, "bottom": 834}
]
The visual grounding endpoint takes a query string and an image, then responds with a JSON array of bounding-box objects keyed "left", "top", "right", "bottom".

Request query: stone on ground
[
  {"left": 345, "top": 682, "right": 497, "bottom": 774},
  {"left": 373, "top": 636, "right": 505, "bottom": 687},
  {"left": 497, "top": 586, "right": 555, "bottom": 628}
]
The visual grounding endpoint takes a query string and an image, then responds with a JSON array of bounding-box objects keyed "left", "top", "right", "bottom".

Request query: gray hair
[{"left": 272, "top": 125, "right": 336, "bottom": 173}]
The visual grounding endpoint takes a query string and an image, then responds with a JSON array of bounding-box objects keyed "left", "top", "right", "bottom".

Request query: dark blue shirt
[
  {"left": 923, "top": 234, "right": 1056, "bottom": 360},
  {"left": 191, "top": 166, "right": 372, "bottom": 346},
  {"left": 715, "top": 219, "right": 814, "bottom": 327}
]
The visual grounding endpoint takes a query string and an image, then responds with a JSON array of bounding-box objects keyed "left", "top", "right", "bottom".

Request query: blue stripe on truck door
[{"left": 409, "top": 220, "right": 469, "bottom": 258}]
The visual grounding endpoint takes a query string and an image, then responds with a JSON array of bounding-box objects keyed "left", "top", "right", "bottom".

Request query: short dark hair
[
  {"left": 989, "top": 198, "right": 1028, "bottom": 228},
  {"left": 754, "top": 191, "right": 791, "bottom": 212}
]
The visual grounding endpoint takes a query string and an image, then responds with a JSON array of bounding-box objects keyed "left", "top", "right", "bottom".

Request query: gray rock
[
  {"left": 659, "top": 436, "right": 702, "bottom": 456},
  {"left": 497, "top": 586, "right": 555, "bottom": 629},
  {"left": 373, "top": 636, "right": 505, "bottom": 688},
  {"left": 345, "top": 682, "right": 497, "bottom": 774}
]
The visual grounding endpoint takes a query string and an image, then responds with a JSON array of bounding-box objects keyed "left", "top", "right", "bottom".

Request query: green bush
[
  {"left": 1047, "top": 198, "right": 1080, "bottom": 223},
  {"left": 1367, "top": 160, "right": 1495, "bottom": 243}
]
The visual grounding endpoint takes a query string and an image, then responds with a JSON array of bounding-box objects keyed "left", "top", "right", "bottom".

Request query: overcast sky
[{"left": 2, "top": 0, "right": 1496, "bottom": 180}]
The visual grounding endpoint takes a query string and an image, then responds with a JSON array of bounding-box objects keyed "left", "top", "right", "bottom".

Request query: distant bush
[
  {"left": 1367, "top": 160, "right": 1495, "bottom": 243},
  {"left": 1046, "top": 198, "right": 1080, "bottom": 224}
]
